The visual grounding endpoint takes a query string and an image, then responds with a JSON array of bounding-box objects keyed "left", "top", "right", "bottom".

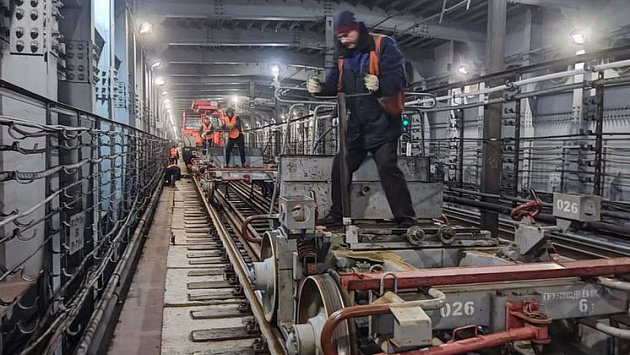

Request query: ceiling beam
[
  {"left": 137, "top": 0, "right": 486, "bottom": 43},
  {"left": 167, "top": 63, "right": 315, "bottom": 82},
  {"left": 168, "top": 75, "right": 303, "bottom": 86},
  {"left": 160, "top": 47, "right": 325, "bottom": 69},
  {"left": 147, "top": 25, "right": 326, "bottom": 50},
  {"left": 508, "top": 0, "right": 592, "bottom": 9},
  {"left": 171, "top": 97, "right": 276, "bottom": 109}
]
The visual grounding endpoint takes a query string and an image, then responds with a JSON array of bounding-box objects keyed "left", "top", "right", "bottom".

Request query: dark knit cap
[{"left": 334, "top": 11, "right": 359, "bottom": 35}]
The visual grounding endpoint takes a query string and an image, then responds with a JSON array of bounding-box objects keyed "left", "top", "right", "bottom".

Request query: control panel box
[{"left": 552, "top": 193, "right": 601, "bottom": 222}]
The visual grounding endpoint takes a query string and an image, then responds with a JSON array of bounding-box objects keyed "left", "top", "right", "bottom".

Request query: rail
[{"left": 193, "top": 177, "right": 286, "bottom": 354}]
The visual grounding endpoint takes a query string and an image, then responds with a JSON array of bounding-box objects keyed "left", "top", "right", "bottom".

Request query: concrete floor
[{"left": 108, "top": 187, "right": 174, "bottom": 355}]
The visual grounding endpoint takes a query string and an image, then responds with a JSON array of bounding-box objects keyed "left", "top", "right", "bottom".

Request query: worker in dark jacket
[
  {"left": 223, "top": 107, "right": 247, "bottom": 167},
  {"left": 308, "top": 11, "right": 415, "bottom": 228},
  {"left": 164, "top": 164, "right": 181, "bottom": 187}
]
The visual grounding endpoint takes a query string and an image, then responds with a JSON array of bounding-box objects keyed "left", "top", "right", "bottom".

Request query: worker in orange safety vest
[
  {"left": 169, "top": 145, "right": 179, "bottom": 165},
  {"left": 223, "top": 107, "right": 247, "bottom": 167},
  {"left": 201, "top": 119, "right": 213, "bottom": 148}
]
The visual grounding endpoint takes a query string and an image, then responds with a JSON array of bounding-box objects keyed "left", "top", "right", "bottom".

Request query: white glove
[
  {"left": 365, "top": 74, "right": 379, "bottom": 92},
  {"left": 307, "top": 77, "right": 322, "bottom": 94}
]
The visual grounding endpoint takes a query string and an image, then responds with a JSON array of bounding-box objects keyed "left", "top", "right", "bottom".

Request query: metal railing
[{"left": 0, "top": 79, "right": 168, "bottom": 354}]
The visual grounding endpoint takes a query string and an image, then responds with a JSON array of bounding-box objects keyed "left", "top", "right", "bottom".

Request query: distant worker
[
  {"left": 223, "top": 107, "right": 247, "bottom": 167},
  {"left": 211, "top": 113, "right": 223, "bottom": 147},
  {"left": 201, "top": 119, "right": 213, "bottom": 149},
  {"left": 307, "top": 11, "right": 415, "bottom": 228},
  {"left": 164, "top": 163, "right": 181, "bottom": 187},
  {"left": 169, "top": 145, "right": 179, "bottom": 165},
  {"left": 194, "top": 132, "right": 203, "bottom": 148}
]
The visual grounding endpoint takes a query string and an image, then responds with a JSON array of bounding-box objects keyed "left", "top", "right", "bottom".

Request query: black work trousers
[
  {"left": 225, "top": 135, "right": 246, "bottom": 166},
  {"left": 330, "top": 140, "right": 415, "bottom": 224}
]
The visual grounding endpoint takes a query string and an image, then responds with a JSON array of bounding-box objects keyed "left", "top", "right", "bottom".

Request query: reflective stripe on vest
[{"left": 226, "top": 116, "right": 240, "bottom": 139}]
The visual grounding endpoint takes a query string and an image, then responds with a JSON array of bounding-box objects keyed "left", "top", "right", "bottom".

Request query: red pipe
[
  {"left": 321, "top": 306, "right": 547, "bottom": 355},
  {"left": 511, "top": 199, "right": 541, "bottom": 221},
  {"left": 241, "top": 214, "right": 278, "bottom": 244},
  {"left": 321, "top": 304, "right": 391, "bottom": 355},
  {"left": 341, "top": 257, "right": 630, "bottom": 291},
  {"left": 381, "top": 326, "right": 541, "bottom": 355}
]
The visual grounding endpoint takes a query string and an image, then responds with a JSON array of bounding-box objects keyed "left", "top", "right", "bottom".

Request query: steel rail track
[
  {"left": 444, "top": 206, "right": 629, "bottom": 259},
  {"left": 210, "top": 181, "right": 276, "bottom": 259},
  {"left": 192, "top": 176, "right": 287, "bottom": 354},
  {"left": 159, "top": 177, "right": 267, "bottom": 354}
]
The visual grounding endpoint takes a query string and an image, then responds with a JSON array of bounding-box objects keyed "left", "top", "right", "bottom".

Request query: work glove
[
  {"left": 364, "top": 74, "right": 379, "bottom": 92},
  {"left": 307, "top": 77, "right": 322, "bottom": 94}
]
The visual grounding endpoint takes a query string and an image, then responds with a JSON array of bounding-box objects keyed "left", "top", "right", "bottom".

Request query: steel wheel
[
  {"left": 295, "top": 274, "right": 354, "bottom": 355},
  {"left": 260, "top": 231, "right": 278, "bottom": 323}
]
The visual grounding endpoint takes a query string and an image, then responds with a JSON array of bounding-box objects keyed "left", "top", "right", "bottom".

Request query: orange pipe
[{"left": 241, "top": 214, "right": 278, "bottom": 244}]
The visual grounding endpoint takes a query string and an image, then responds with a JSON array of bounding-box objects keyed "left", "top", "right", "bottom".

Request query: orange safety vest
[
  {"left": 212, "top": 131, "right": 223, "bottom": 147},
  {"left": 201, "top": 122, "right": 213, "bottom": 141},
  {"left": 170, "top": 147, "right": 178, "bottom": 158},
  {"left": 337, "top": 34, "right": 405, "bottom": 116},
  {"left": 202, "top": 121, "right": 211, "bottom": 132},
  {"left": 225, "top": 115, "right": 240, "bottom": 139}
]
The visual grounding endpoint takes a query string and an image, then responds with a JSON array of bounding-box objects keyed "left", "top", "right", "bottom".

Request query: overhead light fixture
[
  {"left": 151, "top": 61, "right": 162, "bottom": 69},
  {"left": 457, "top": 65, "right": 470, "bottom": 75},
  {"left": 270, "top": 65, "right": 280, "bottom": 76},
  {"left": 161, "top": 91, "right": 168, "bottom": 96},
  {"left": 155, "top": 77, "right": 165, "bottom": 86},
  {"left": 138, "top": 22, "right": 154, "bottom": 35},
  {"left": 163, "top": 98, "right": 170, "bottom": 104},
  {"left": 570, "top": 29, "right": 587, "bottom": 45},
  {"left": 576, "top": 49, "right": 586, "bottom": 55},
  {"left": 231, "top": 95, "right": 238, "bottom": 104}
]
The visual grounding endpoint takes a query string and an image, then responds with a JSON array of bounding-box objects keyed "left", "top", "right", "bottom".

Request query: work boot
[{"left": 396, "top": 218, "right": 415, "bottom": 229}]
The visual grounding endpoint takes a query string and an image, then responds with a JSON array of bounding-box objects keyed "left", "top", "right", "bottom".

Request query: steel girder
[
  {"left": 149, "top": 26, "right": 326, "bottom": 51},
  {"left": 136, "top": 0, "right": 486, "bottom": 43},
  {"left": 168, "top": 63, "right": 314, "bottom": 82},
  {"left": 160, "top": 47, "right": 325, "bottom": 69},
  {"left": 507, "top": 0, "right": 596, "bottom": 9}
]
